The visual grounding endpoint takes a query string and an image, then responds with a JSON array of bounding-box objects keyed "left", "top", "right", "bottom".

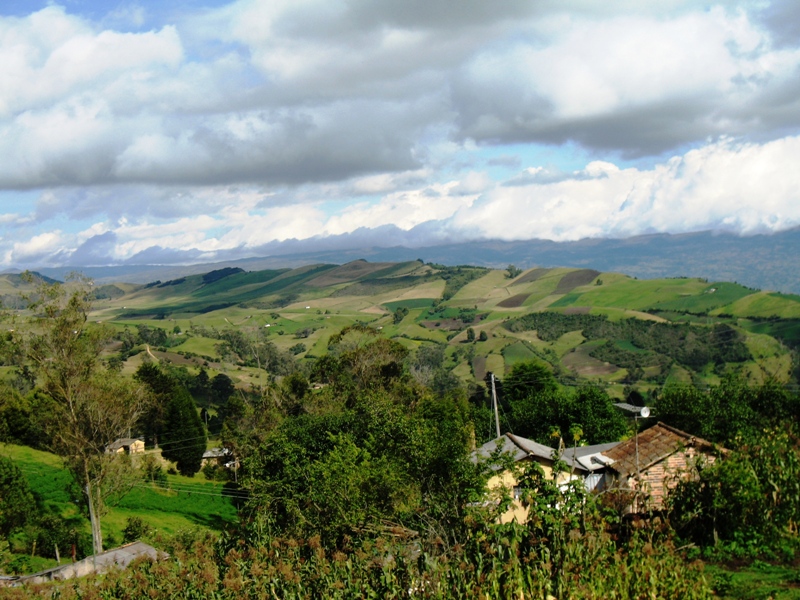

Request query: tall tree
[
  {"left": 135, "top": 362, "right": 206, "bottom": 476},
  {"left": 12, "top": 278, "right": 150, "bottom": 554},
  {"left": 0, "top": 456, "right": 35, "bottom": 540}
]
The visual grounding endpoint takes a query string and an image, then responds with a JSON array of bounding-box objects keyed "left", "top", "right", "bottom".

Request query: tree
[
  {"left": 478, "top": 330, "right": 488, "bottom": 342},
  {"left": 13, "top": 278, "right": 150, "bottom": 554},
  {"left": 502, "top": 361, "right": 558, "bottom": 404},
  {"left": 392, "top": 306, "right": 409, "bottom": 324},
  {"left": 0, "top": 456, "right": 35, "bottom": 540},
  {"left": 506, "top": 264, "right": 522, "bottom": 279},
  {"left": 466, "top": 327, "right": 475, "bottom": 342},
  {"left": 135, "top": 362, "right": 206, "bottom": 476},
  {"left": 210, "top": 373, "right": 235, "bottom": 406}
]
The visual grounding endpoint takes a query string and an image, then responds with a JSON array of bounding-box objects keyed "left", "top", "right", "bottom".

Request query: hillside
[
  {"left": 30, "top": 227, "right": 800, "bottom": 294},
  {"left": 20, "top": 260, "right": 791, "bottom": 396}
]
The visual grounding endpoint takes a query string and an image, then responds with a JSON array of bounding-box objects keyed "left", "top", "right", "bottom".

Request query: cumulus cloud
[
  {"left": 453, "top": 7, "right": 800, "bottom": 154},
  {"left": 2, "top": 1, "right": 800, "bottom": 268},
  {"left": 451, "top": 137, "right": 800, "bottom": 240}
]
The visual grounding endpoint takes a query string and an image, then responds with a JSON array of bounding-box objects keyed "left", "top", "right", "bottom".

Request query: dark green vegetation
[
  {"left": 0, "top": 443, "right": 237, "bottom": 575},
  {"left": 506, "top": 312, "right": 751, "bottom": 372},
  {"left": 0, "top": 263, "right": 799, "bottom": 596}
]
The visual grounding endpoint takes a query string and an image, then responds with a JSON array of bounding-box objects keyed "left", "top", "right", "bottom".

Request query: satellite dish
[{"left": 640, "top": 406, "right": 651, "bottom": 418}]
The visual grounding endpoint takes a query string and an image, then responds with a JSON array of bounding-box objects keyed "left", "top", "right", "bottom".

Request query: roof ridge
[{"left": 655, "top": 421, "right": 715, "bottom": 447}]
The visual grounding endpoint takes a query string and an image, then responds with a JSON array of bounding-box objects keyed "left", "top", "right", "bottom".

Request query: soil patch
[
  {"left": 554, "top": 269, "right": 600, "bottom": 294},
  {"left": 472, "top": 356, "right": 487, "bottom": 381},
  {"left": 564, "top": 306, "right": 591, "bottom": 315},
  {"left": 497, "top": 293, "right": 529, "bottom": 308},
  {"left": 561, "top": 346, "right": 618, "bottom": 377},
  {"left": 514, "top": 268, "right": 553, "bottom": 285},
  {"left": 421, "top": 319, "right": 464, "bottom": 331}
]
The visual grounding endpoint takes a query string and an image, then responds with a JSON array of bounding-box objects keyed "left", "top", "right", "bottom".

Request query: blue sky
[{"left": 2, "top": 1, "right": 800, "bottom": 268}]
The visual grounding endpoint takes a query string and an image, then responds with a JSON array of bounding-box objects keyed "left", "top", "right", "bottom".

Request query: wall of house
[
  {"left": 487, "top": 457, "right": 578, "bottom": 523},
  {"left": 626, "top": 447, "right": 717, "bottom": 510}
]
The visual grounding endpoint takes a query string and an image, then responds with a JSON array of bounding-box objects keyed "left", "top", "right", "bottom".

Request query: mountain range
[{"left": 13, "top": 227, "right": 800, "bottom": 294}]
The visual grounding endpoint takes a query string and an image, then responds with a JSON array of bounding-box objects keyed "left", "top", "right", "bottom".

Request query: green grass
[
  {"left": 383, "top": 298, "right": 436, "bottom": 311},
  {"left": 740, "top": 319, "right": 800, "bottom": 348},
  {"left": 707, "top": 562, "right": 800, "bottom": 599},
  {"left": 725, "top": 292, "right": 800, "bottom": 319},
  {"left": 0, "top": 444, "right": 238, "bottom": 548},
  {"left": 653, "top": 282, "right": 755, "bottom": 313},
  {"left": 552, "top": 277, "right": 711, "bottom": 311},
  {"left": 0, "top": 444, "right": 76, "bottom": 509},
  {"left": 501, "top": 341, "right": 538, "bottom": 366},
  {"left": 549, "top": 292, "right": 582, "bottom": 307}
]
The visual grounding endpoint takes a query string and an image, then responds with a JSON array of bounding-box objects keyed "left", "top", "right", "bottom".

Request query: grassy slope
[
  {"left": 63, "top": 262, "right": 800, "bottom": 387},
  {"left": 0, "top": 443, "right": 238, "bottom": 548}
]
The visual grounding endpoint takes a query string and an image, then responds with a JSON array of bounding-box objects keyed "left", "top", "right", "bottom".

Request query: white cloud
[
  {"left": 0, "top": 7, "right": 182, "bottom": 117},
  {"left": 451, "top": 136, "right": 800, "bottom": 240},
  {"left": 2, "top": 1, "right": 800, "bottom": 268},
  {"left": 10, "top": 231, "right": 66, "bottom": 261}
]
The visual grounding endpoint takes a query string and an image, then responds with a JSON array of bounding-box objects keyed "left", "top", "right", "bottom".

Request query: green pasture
[
  {"left": 723, "top": 292, "right": 800, "bottom": 319},
  {"left": 501, "top": 341, "right": 543, "bottom": 368},
  {"left": 551, "top": 330, "right": 585, "bottom": 356},
  {"left": 653, "top": 282, "right": 755, "bottom": 313},
  {"left": 170, "top": 336, "right": 221, "bottom": 358},
  {"left": 740, "top": 318, "right": 800, "bottom": 348},
  {"left": 0, "top": 443, "right": 76, "bottom": 510},
  {"left": 0, "top": 443, "right": 238, "bottom": 549},
  {"left": 383, "top": 298, "right": 436, "bottom": 311},
  {"left": 550, "top": 277, "right": 712, "bottom": 311},
  {"left": 452, "top": 270, "right": 508, "bottom": 302}
]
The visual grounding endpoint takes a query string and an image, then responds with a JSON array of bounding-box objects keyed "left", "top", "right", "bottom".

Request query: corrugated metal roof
[
  {"left": 472, "top": 434, "right": 623, "bottom": 473},
  {"left": 601, "top": 422, "right": 715, "bottom": 478},
  {"left": 471, "top": 433, "right": 556, "bottom": 468}
]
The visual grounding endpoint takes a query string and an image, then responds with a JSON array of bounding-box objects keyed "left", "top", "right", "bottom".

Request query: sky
[{"left": 2, "top": 0, "right": 800, "bottom": 268}]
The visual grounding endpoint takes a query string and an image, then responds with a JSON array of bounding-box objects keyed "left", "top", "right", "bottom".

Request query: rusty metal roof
[{"left": 601, "top": 422, "right": 716, "bottom": 477}]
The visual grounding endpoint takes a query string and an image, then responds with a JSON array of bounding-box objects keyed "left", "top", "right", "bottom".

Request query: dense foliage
[
  {"left": 669, "top": 424, "right": 800, "bottom": 558},
  {"left": 0, "top": 457, "right": 34, "bottom": 539},
  {"left": 2, "top": 462, "right": 714, "bottom": 599},
  {"left": 506, "top": 312, "right": 751, "bottom": 370},
  {"left": 654, "top": 376, "right": 798, "bottom": 444},
  {"left": 135, "top": 362, "right": 206, "bottom": 476}
]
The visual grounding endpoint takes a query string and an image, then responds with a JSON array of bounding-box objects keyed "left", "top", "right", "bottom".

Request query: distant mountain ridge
[{"left": 31, "top": 227, "right": 800, "bottom": 293}]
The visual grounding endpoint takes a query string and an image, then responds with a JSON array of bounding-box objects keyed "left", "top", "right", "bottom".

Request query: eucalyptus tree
[{"left": 10, "top": 277, "right": 151, "bottom": 554}]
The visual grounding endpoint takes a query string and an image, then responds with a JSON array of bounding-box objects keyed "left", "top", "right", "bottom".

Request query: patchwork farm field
[{"left": 5, "top": 260, "right": 800, "bottom": 395}]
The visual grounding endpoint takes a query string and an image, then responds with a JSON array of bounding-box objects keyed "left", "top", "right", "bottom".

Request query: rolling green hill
[{"left": 6, "top": 261, "right": 800, "bottom": 392}]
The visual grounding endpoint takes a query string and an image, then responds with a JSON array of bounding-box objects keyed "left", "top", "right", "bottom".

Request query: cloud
[
  {"left": 2, "top": 1, "right": 800, "bottom": 268},
  {"left": 451, "top": 137, "right": 800, "bottom": 240},
  {"left": 8, "top": 231, "right": 66, "bottom": 263},
  {"left": 9, "top": 134, "right": 800, "bottom": 269},
  {"left": 452, "top": 7, "right": 800, "bottom": 154}
]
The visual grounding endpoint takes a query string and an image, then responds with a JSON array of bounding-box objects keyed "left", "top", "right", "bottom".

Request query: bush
[
  {"left": 668, "top": 423, "right": 800, "bottom": 558},
  {"left": 122, "top": 517, "right": 153, "bottom": 543}
]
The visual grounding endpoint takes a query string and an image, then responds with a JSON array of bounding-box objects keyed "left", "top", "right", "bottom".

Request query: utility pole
[{"left": 490, "top": 373, "right": 501, "bottom": 438}]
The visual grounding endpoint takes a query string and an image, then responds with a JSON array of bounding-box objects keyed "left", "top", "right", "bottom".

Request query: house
[
  {"left": 105, "top": 438, "right": 145, "bottom": 455},
  {"left": 599, "top": 422, "right": 722, "bottom": 511},
  {"left": 201, "top": 447, "right": 233, "bottom": 468},
  {"left": 472, "top": 433, "right": 622, "bottom": 523}
]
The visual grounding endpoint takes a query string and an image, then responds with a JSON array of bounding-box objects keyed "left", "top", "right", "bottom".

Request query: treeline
[{"left": 505, "top": 312, "right": 751, "bottom": 369}]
